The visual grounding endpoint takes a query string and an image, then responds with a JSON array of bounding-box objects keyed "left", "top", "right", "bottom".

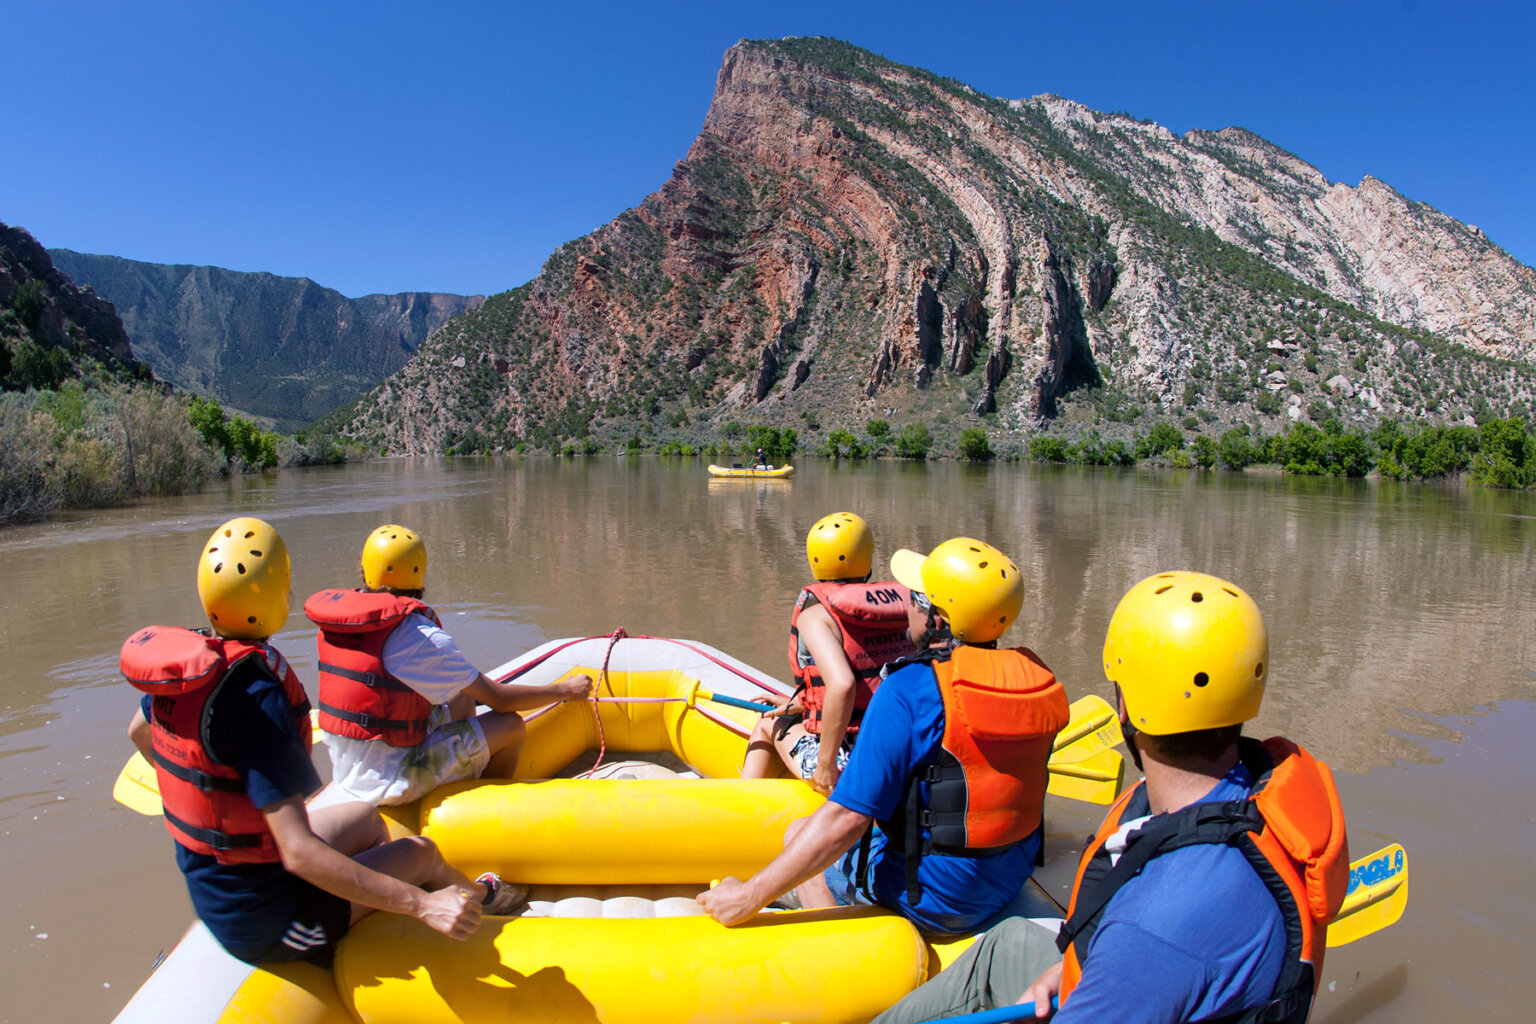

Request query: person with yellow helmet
[
  {"left": 305, "top": 524, "right": 591, "bottom": 807},
  {"left": 866, "top": 571, "right": 1349, "bottom": 1024},
  {"left": 704, "top": 537, "right": 1068, "bottom": 936},
  {"left": 122, "top": 518, "right": 526, "bottom": 969},
  {"left": 742, "top": 512, "right": 916, "bottom": 794}
]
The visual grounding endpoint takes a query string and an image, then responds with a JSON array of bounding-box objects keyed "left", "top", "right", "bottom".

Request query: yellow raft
[
  {"left": 707, "top": 463, "right": 795, "bottom": 478},
  {"left": 113, "top": 635, "right": 973, "bottom": 1024}
]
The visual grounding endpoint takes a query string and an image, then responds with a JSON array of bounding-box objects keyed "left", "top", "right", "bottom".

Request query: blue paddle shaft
[
  {"left": 699, "top": 691, "right": 773, "bottom": 713},
  {"left": 919, "top": 999, "right": 1056, "bottom": 1024}
]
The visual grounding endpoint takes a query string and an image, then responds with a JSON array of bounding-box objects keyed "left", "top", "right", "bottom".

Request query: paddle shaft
[{"left": 920, "top": 999, "right": 1057, "bottom": 1024}]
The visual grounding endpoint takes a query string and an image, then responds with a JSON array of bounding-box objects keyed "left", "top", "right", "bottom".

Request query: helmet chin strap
[{"left": 1114, "top": 685, "right": 1145, "bottom": 772}]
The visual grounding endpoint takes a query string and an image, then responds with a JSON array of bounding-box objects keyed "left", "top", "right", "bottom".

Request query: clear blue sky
[{"left": 4, "top": 1, "right": 1531, "bottom": 298}]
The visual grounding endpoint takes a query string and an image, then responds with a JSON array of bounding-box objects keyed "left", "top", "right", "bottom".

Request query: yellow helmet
[
  {"left": 1102, "top": 571, "right": 1268, "bottom": 735},
  {"left": 361, "top": 524, "right": 427, "bottom": 590},
  {"left": 889, "top": 537, "right": 1022, "bottom": 643},
  {"left": 806, "top": 512, "right": 874, "bottom": 581},
  {"left": 197, "top": 517, "right": 290, "bottom": 640}
]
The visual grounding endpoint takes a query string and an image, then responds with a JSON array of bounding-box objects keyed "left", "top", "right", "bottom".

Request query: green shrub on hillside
[
  {"left": 894, "top": 422, "right": 932, "bottom": 460},
  {"left": 957, "top": 427, "right": 993, "bottom": 462}
]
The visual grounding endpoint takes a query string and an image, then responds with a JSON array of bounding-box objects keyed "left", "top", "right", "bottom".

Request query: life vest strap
[
  {"left": 164, "top": 807, "right": 265, "bottom": 850},
  {"left": 318, "top": 701, "right": 426, "bottom": 733},
  {"left": 318, "top": 661, "right": 417, "bottom": 693},
  {"left": 153, "top": 749, "right": 245, "bottom": 793}
]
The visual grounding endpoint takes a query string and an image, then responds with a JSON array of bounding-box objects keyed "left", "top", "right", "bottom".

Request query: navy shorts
[{"left": 225, "top": 880, "right": 352, "bottom": 968}]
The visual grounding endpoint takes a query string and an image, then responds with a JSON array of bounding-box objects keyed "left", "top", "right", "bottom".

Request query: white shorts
[{"left": 326, "top": 704, "right": 492, "bottom": 806}]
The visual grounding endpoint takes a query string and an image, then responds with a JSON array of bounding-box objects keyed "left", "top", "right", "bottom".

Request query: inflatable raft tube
[
  {"left": 421, "top": 778, "right": 824, "bottom": 883},
  {"left": 333, "top": 908, "right": 927, "bottom": 1024}
]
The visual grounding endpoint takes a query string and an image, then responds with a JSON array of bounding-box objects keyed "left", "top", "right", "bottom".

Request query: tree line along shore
[{"left": 5, "top": 380, "right": 1533, "bottom": 529}]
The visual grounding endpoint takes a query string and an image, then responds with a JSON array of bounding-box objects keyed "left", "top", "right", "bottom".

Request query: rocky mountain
[
  {"left": 50, "top": 250, "right": 482, "bottom": 430},
  {"left": 1, "top": 223, "right": 150, "bottom": 390},
  {"left": 334, "top": 37, "right": 1536, "bottom": 455}
]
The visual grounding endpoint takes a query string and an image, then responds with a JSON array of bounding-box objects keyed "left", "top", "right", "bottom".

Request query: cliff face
[
  {"left": 1, "top": 223, "right": 146, "bottom": 389},
  {"left": 338, "top": 38, "right": 1536, "bottom": 454},
  {"left": 49, "top": 250, "right": 481, "bottom": 429}
]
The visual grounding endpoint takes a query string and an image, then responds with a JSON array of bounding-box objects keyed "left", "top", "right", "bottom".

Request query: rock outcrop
[
  {"left": 1, "top": 223, "right": 146, "bottom": 388},
  {"left": 335, "top": 38, "right": 1536, "bottom": 454}
]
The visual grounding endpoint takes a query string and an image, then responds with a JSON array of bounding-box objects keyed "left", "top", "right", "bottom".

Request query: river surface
[{"left": 1, "top": 457, "right": 1532, "bottom": 1023}]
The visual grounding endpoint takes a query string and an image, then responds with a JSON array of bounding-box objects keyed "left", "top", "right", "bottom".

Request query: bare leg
[
  {"left": 478, "top": 710, "right": 527, "bottom": 779},
  {"left": 308, "top": 800, "right": 389, "bottom": 856},
  {"left": 784, "top": 816, "right": 838, "bottom": 908},
  {"left": 348, "top": 835, "right": 480, "bottom": 925},
  {"left": 742, "top": 716, "right": 779, "bottom": 778}
]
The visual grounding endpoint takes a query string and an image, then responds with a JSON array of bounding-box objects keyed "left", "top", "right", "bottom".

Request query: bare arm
[
  {"left": 127, "top": 707, "right": 154, "bottom": 762},
  {"left": 263, "top": 797, "right": 481, "bottom": 939},
  {"left": 462, "top": 671, "right": 593, "bottom": 713},
  {"left": 799, "top": 604, "right": 856, "bottom": 790},
  {"left": 698, "top": 800, "right": 871, "bottom": 925}
]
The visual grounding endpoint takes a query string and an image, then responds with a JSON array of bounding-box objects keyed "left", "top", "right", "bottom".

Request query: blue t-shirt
[
  {"left": 830, "top": 660, "right": 1038, "bottom": 935},
  {"left": 142, "top": 658, "right": 323, "bottom": 958},
  {"left": 1057, "top": 763, "right": 1288, "bottom": 1024}
]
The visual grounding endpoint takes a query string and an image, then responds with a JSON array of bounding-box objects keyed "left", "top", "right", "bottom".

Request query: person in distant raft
[
  {"left": 705, "top": 537, "right": 1068, "bottom": 936},
  {"left": 306, "top": 524, "right": 592, "bottom": 806},
  {"left": 866, "top": 571, "right": 1350, "bottom": 1024},
  {"left": 123, "top": 517, "right": 526, "bottom": 968},
  {"left": 741, "top": 512, "right": 915, "bottom": 794}
]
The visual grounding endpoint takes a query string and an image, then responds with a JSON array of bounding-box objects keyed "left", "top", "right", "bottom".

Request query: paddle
[
  {"left": 1050, "top": 696, "right": 1122, "bottom": 764},
  {"left": 916, "top": 844, "right": 1409, "bottom": 1024},
  {"left": 1328, "top": 842, "right": 1408, "bottom": 947}
]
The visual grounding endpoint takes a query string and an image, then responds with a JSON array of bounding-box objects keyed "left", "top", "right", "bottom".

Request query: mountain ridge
[
  {"left": 325, "top": 37, "right": 1536, "bottom": 453},
  {"left": 49, "top": 249, "right": 482, "bottom": 430}
]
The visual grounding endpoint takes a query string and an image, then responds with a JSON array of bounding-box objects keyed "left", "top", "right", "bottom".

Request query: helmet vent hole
[
  {"left": 978, "top": 560, "right": 988, "bottom": 569},
  {"left": 246, "top": 615, "right": 256, "bottom": 624},
  {"left": 838, "top": 555, "right": 846, "bottom": 561},
  {"left": 212, "top": 561, "right": 224, "bottom": 574},
  {"left": 243, "top": 531, "right": 255, "bottom": 539},
  {"left": 1193, "top": 672, "right": 1209, "bottom": 687},
  {"left": 1222, "top": 587, "right": 1239, "bottom": 597},
  {"left": 1255, "top": 662, "right": 1265, "bottom": 679},
  {"left": 1155, "top": 585, "right": 1172, "bottom": 594},
  {"left": 1190, "top": 591, "right": 1203, "bottom": 603},
  {"left": 236, "top": 563, "right": 247, "bottom": 575},
  {"left": 249, "top": 549, "right": 262, "bottom": 557}
]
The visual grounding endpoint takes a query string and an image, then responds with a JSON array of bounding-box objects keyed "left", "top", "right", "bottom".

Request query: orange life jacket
[
  {"left": 787, "top": 580, "right": 913, "bottom": 735},
  {"left": 120, "top": 626, "right": 312, "bottom": 865},
  {"left": 886, "top": 645, "right": 1068, "bottom": 901},
  {"left": 1057, "top": 737, "right": 1349, "bottom": 1024},
  {"left": 305, "top": 589, "right": 441, "bottom": 747}
]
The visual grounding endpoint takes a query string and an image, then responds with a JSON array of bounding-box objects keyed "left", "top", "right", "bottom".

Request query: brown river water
[{"left": 1, "top": 457, "right": 1532, "bottom": 1023}]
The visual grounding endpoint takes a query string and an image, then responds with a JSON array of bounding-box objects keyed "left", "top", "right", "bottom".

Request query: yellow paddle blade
[
  {"left": 112, "top": 751, "right": 164, "bottom": 816},
  {"left": 1050, "top": 695, "right": 1123, "bottom": 764},
  {"left": 1327, "top": 843, "right": 1408, "bottom": 947},
  {"left": 1046, "top": 747, "right": 1124, "bottom": 805}
]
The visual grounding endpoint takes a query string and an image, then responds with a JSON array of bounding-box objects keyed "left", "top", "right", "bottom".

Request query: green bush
[
  {"left": 957, "top": 427, "right": 993, "bottom": 462},
  {"left": 1472, "top": 417, "right": 1535, "bottom": 488},
  {"left": 866, "top": 419, "right": 891, "bottom": 439},
  {"left": 894, "top": 422, "right": 932, "bottom": 460},
  {"left": 1028, "top": 436, "right": 1070, "bottom": 463}
]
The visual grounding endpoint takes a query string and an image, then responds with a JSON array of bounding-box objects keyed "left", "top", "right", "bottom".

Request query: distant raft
[{"left": 707, "top": 463, "right": 795, "bottom": 478}]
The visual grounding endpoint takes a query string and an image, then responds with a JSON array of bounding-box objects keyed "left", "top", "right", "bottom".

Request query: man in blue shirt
[
  {"left": 701, "top": 538, "right": 1067, "bottom": 937},
  {"left": 868, "top": 571, "right": 1347, "bottom": 1024}
]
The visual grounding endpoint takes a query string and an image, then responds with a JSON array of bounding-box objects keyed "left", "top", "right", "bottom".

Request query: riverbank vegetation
[
  {"left": 0, "top": 381, "right": 356, "bottom": 526},
  {"left": 552, "top": 413, "right": 1536, "bottom": 490}
]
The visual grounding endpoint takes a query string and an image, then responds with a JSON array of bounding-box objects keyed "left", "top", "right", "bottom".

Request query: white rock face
[{"left": 1326, "top": 375, "right": 1355, "bottom": 398}]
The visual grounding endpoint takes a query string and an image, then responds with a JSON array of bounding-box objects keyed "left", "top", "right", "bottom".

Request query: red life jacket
[
  {"left": 1057, "top": 737, "right": 1349, "bottom": 1024},
  {"left": 305, "top": 589, "right": 441, "bottom": 747},
  {"left": 120, "top": 626, "right": 312, "bottom": 865},
  {"left": 887, "top": 645, "right": 1068, "bottom": 901},
  {"left": 787, "top": 580, "right": 913, "bottom": 735}
]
